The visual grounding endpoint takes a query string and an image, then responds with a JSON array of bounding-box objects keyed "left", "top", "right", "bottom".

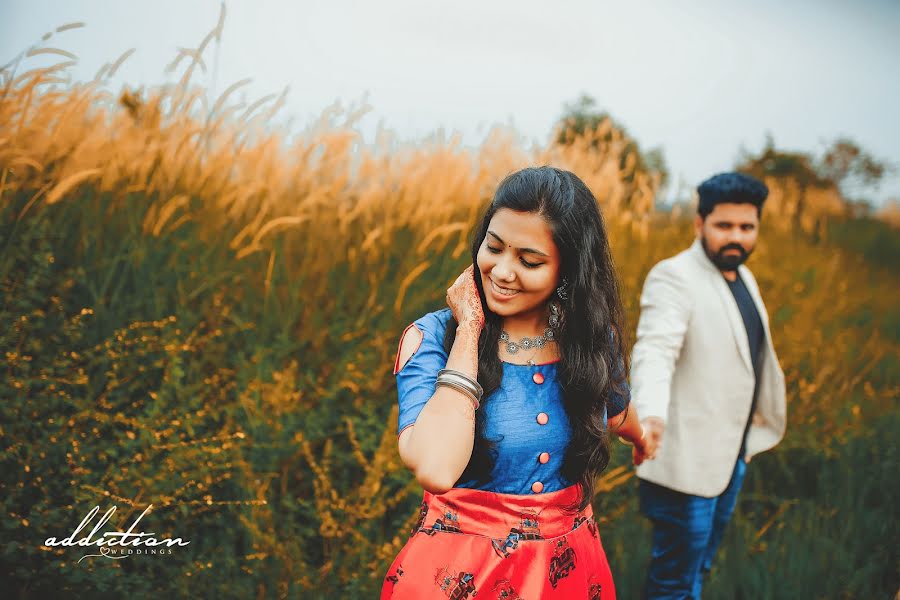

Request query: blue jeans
[{"left": 639, "top": 458, "right": 748, "bottom": 599}]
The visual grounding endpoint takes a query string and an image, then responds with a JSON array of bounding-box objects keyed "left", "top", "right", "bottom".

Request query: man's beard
[{"left": 701, "top": 237, "right": 752, "bottom": 271}]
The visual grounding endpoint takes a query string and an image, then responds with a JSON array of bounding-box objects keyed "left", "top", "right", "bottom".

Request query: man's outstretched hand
[{"left": 639, "top": 416, "right": 665, "bottom": 462}]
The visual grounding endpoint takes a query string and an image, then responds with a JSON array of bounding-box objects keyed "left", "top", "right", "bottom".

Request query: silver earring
[
  {"left": 556, "top": 278, "right": 569, "bottom": 301},
  {"left": 548, "top": 301, "right": 561, "bottom": 329}
]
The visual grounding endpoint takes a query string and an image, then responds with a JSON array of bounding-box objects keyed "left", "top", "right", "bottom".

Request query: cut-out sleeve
[{"left": 394, "top": 311, "right": 451, "bottom": 436}]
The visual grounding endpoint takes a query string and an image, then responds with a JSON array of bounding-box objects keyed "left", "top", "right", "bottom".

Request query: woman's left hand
[{"left": 631, "top": 426, "right": 656, "bottom": 466}]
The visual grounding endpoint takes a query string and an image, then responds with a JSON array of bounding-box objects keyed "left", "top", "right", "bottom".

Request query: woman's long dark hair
[{"left": 443, "top": 166, "right": 629, "bottom": 512}]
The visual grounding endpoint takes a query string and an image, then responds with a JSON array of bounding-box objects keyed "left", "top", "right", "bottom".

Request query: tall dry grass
[{"left": 1, "top": 28, "right": 660, "bottom": 339}]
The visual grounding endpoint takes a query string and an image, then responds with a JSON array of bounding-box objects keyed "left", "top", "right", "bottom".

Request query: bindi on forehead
[{"left": 487, "top": 231, "right": 550, "bottom": 257}]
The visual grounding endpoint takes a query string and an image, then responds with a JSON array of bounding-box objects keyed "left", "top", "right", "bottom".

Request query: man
[{"left": 631, "top": 172, "right": 787, "bottom": 599}]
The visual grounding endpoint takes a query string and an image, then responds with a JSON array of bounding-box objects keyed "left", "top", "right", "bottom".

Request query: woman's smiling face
[{"left": 475, "top": 208, "right": 562, "bottom": 320}]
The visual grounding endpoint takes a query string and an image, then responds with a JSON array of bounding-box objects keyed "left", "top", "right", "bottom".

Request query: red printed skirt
[{"left": 381, "top": 484, "right": 615, "bottom": 599}]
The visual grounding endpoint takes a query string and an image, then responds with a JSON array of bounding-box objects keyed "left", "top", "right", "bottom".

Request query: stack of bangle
[
  {"left": 435, "top": 368, "right": 483, "bottom": 410},
  {"left": 618, "top": 425, "right": 647, "bottom": 446}
]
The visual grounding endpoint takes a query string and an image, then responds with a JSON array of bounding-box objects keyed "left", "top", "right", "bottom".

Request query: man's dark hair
[{"left": 697, "top": 172, "right": 768, "bottom": 218}]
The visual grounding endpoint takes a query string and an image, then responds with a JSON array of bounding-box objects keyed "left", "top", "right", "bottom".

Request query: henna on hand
[
  {"left": 446, "top": 265, "right": 485, "bottom": 329},
  {"left": 445, "top": 265, "right": 483, "bottom": 392}
]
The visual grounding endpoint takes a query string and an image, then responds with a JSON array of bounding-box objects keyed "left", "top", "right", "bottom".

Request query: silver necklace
[
  {"left": 500, "top": 328, "right": 555, "bottom": 354},
  {"left": 500, "top": 302, "right": 561, "bottom": 365},
  {"left": 500, "top": 328, "right": 556, "bottom": 366}
]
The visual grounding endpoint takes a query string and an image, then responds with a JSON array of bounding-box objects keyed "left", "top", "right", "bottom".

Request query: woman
[{"left": 382, "top": 167, "right": 652, "bottom": 599}]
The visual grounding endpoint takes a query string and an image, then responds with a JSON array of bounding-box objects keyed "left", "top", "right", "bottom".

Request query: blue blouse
[{"left": 395, "top": 308, "right": 630, "bottom": 495}]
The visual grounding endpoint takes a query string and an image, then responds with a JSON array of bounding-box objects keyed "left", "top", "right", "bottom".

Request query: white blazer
[{"left": 631, "top": 239, "right": 787, "bottom": 497}]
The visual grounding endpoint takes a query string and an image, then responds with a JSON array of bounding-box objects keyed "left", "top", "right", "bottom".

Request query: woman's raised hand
[{"left": 446, "top": 265, "right": 485, "bottom": 331}]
